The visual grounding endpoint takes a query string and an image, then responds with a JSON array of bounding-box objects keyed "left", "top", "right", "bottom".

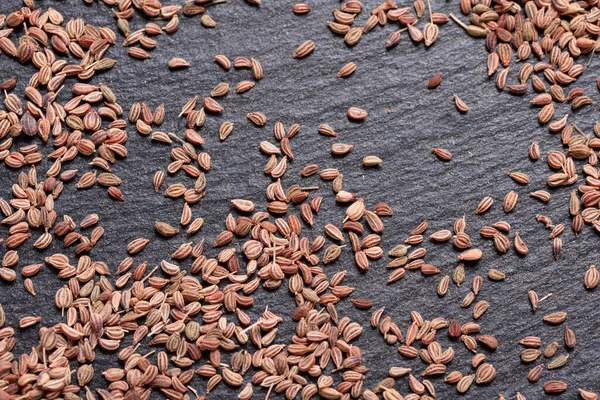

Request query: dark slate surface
[{"left": 0, "top": 0, "right": 599, "bottom": 398}]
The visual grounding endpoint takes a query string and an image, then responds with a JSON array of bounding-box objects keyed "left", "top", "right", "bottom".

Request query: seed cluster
[{"left": 0, "top": 0, "right": 599, "bottom": 399}]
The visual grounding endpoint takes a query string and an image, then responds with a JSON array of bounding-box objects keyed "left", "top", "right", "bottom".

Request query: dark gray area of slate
[{"left": 0, "top": 0, "right": 599, "bottom": 398}]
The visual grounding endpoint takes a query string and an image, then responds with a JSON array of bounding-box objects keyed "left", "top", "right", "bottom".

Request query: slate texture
[{"left": 0, "top": 0, "right": 599, "bottom": 398}]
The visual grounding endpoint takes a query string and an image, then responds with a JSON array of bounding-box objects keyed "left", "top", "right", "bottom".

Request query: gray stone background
[{"left": 0, "top": 0, "right": 599, "bottom": 398}]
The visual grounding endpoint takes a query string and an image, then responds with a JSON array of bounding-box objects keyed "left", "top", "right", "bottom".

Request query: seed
[
  {"left": 431, "top": 230, "right": 452, "bottom": 242},
  {"left": 544, "top": 380, "right": 567, "bottom": 394},
  {"left": 514, "top": 233, "right": 528, "bottom": 255},
  {"left": 345, "top": 27, "right": 363, "bottom": 46},
  {"left": 203, "top": 97, "right": 224, "bottom": 113},
  {"left": 487, "top": 269, "right": 505, "bottom": 281},
  {"left": 548, "top": 354, "right": 569, "bottom": 369},
  {"left": 530, "top": 190, "right": 551, "bottom": 202},
  {"left": 363, "top": 156, "right": 382, "bottom": 166},
  {"left": 347, "top": 107, "right": 368, "bottom": 120},
  {"left": 453, "top": 263, "right": 465, "bottom": 286},
  {"left": 584, "top": 265, "right": 599, "bottom": 289},
  {"left": 293, "top": 40, "right": 315, "bottom": 58},
  {"left": 432, "top": 148, "right": 452, "bottom": 161},
  {"left": 528, "top": 364, "right": 544, "bottom": 382},
  {"left": 168, "top": 57, "right": 190, "bottom": 68},
  {"left": 318, "top": 124, "right": 337, "bottom": 137},
  {"left": 128, "top": 47, "right": 152, "bottom": 59},
  {"left": 456, "top": 374, "right": 475, "bottom": 393},
  {"left": 475, "top": 196, "right": 493, "bottom": 214},
  {"left": 127, "top": 238, "right": 150, "bottom": 254},
  {"left": 564, "top": 324, "right": 576, "bottom": 348},
  {"left": 453, "top": 94, "right": 469, "bottom": 112},
  {"left": 250, "top": 58, "right": 263, "bottom": 80},
  {"left": 211, "top": 82, "right": 230, "bottom": 97},
  {"left": 473, "top": 300, "right": 488, "bottom": 319},
  {"left": 475, "top": 363, "right": 496, "bottom": 384},
  {"left": 509, "top": 172, "right": 529, "bottom": 184},
  {"left": 458, "top": 248, "right": 482, "bottom": 261},
  {"left": 502, "top": 190, "right": 518, "bottom": 212},
  {"left": 528, "top": 290, "right": 539, "bottom": 311},
  {"left": 437, "top": 275, "right": 449, "bottom": 296},
  {"left": 332, "top": 143, "right": 353, "bottom": 155},
  {"left": 155, "top": 221, "right": 179, "bottom": 237},
  {"left": 350, "top": 298, "right": 373, "bottom": 309},
  {"left": 544, "top": 341, "right": 559, "bottom": 358},
  {"left": 19, "top": 316, "right": 41, "bottom": 328},
  {"left": 236, "top": 80, "right": 256, "bottom": 93},
  {"left": 543, "top": 312, "right": 567, "bottom": 324},
  {"left": 578, "top": 389, "right": 598, "bottom": 400},
  {"left": 428, "top": 73, "right": 442, "bottom": 89},
  {"left": 219, "top": 122, "right": 234, "bottom": 141},
  {"left": 553, "top": 237, "right": 562, "bottom": 260},
  {"left": 337, "top": 62, "right": 356, "bottom": 77},
  {"left": 521, "top": 349, "right": 541, "bottom": 363},
  {"left": 215, "top": 54, "right": 231, "bottom": 70},
  {"left": 292, "top": 3, "right": 311, "bottom": 13},
  {"left": 247, "top": 112, "right": 267, "bottom": 126},
  {"left": 389, "top": 367, "right": 411, "bottom": 378},
  {"left": 520, "top": 336, "right": 541, "bottom": 348}
]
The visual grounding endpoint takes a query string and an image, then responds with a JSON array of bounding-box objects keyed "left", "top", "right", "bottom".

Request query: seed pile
[{"left": 0, "top": 0, "right": 599, "bottom": 399}]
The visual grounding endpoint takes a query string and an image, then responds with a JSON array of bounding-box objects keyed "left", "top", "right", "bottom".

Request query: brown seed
[
  {"left": 514, "top": 233, "right": 528, "bottom": 255},
  {"left": 155, "top": 221, "right": 179, "bottom": 237},
  {"left": 215, "top": 54, "right": 231, "bottom": 70},
  {"left": 456, "top": 374, "right": 475, "bottom": 393},
  {"left": 363, "top": 156, "right": 382, "bottom": 166},
  {"left": 347, "top": 107, "right": 368, "bottom": 121},
  {"left": 528, "top": 364, "right": 544, "bottom": 382},
  {"left": 544, "top": 341, "right": 559, "bottom": 358},
  {"left": 544, "top": 380, "right": 567, "bottom": 394},
  {"left": 168, "top": 57, "right": 190, "bottom": 69},
  {"left": 350, "top": 298, "right": 373, "bottom": 309},
  {"left": 247, "top": 112, "right": 267, "bottom": 126},
  {"left": 292, "top": 3, "right": 311, "bottom": 13},
  {"left": 236, "top": 80, "right": 256, "bottom": 93},
  {"left": 564, "top": 324, "right": 576, "bottom": 348},
  {"left": 503, "top": 191, "right": 518, "bottom": 212},
  {"left": 250, "top": 58, "right": 263, "bottom": 80},
  {"left": 337, "top": 62, "right": 357, "bottom": 78},
  {"left": 475, "top": 196, "right": 493, "bottom": 214},
  {"left": 458, "top": 248, "right": 482, "bottom": 261},
  {"left": 432, "top": 148, "right": 452, "bottom": 161},
  {"left": 488, "top": 269, "right": 505, "bottom": 281},
  {"left": 578, "top": 389, "right": 598, "bottom": 400},
  {"left": 543, "top": 312, "right": 567, "bottom": 324},
  {"left": 475, "top": 363, "right": 496, "bottom": 384},
  {"left": 521, "top": 348, "right": 542, "bottom": 363},
  {"left": 437, "top": 275, "right": 449, "bottom": 296},
  {"left": 530, "top": 190, "right": 551, "bottom": 203},
  {"left": 219, "top": 121, "right": 234, "bottom": 141},
  {"left": 548, "top": 354, "right": 569, "bottom": 370},
  {"left": 127, "top": 238, "right": 150, "bottom": 254},
  {"left": 453, "top": 94, "right": 469, "bottom": 112},
  {"left": 293, "top": 40, "right": 315, "bottom": 58},
  {"left": 428, "top": 73, "right": 442, "bottom": 89},
  {"left": 528, "top": 290, "right": 539, "bottom": 312},
  {"left": 584, "top": 265, "right": 599, "bottom": 289}
]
